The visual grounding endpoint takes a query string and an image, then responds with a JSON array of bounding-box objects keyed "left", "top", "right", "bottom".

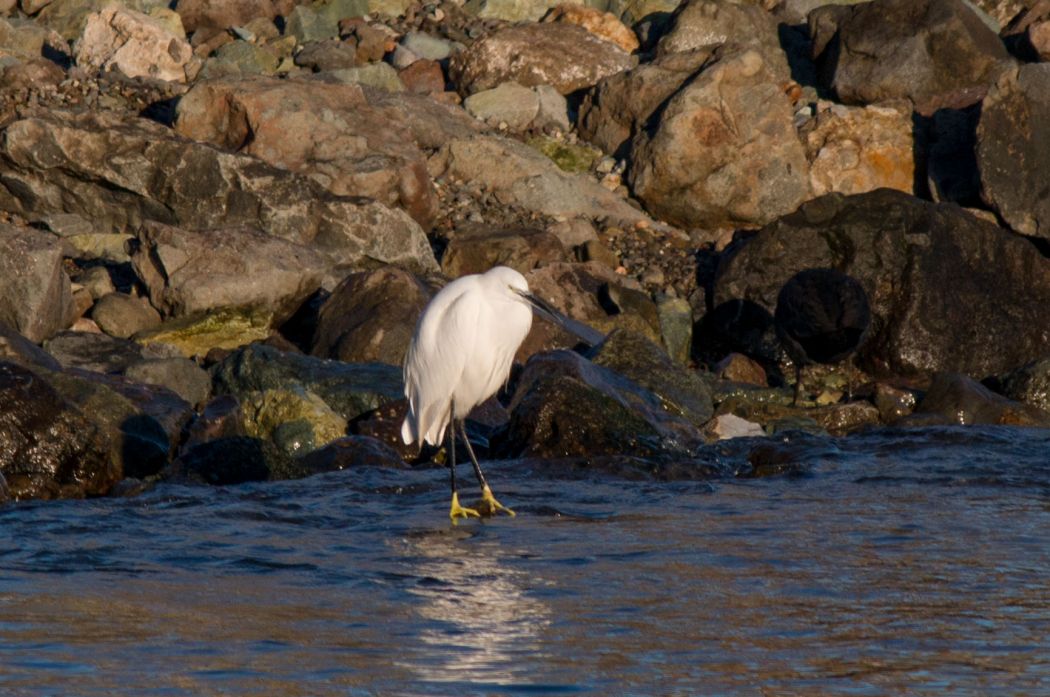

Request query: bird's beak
[{"left": 515, "top": 288, "right": 605, "bottom": 347}]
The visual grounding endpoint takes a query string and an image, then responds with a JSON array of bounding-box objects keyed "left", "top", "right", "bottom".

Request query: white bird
[{"left": 400, "top": 266, "right": 541, "bottom": 520}]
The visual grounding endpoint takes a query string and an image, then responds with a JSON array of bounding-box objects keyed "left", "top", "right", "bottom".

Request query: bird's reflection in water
[{"left": 394, "top": 527, "right": 551, "bottom": 687}]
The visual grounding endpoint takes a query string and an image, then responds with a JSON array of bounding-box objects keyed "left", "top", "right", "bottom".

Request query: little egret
[
  {"left": 401, "top": 266, "right": 562, "bottom": 520},
  {"left": 774, "top": 268, "right": 871, "bottom": 405}
]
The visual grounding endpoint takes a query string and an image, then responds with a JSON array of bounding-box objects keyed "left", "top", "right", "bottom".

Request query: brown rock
[
  {"left": 448, "top": 22, "right": 635, "bottom": 96},
  {"left": 75, "top": 5, "right": 197, "bottom": 83},
  {"left": 441, "top": 227, "right": 568, "bottom": 278},
  {"left": 542, "top": 4, "right": 639, "bottom": 53},
  {"left": 398, "top": 58, "right": 445, "bottom": 94},
  {"left": 176, "top": 0, "right": 290, "bottom": 45},
  {"left": 0, "top": 223, "right": 74, "bottom": 343},
  {"left": 713, "top": 352, "right": 767, "bottom": 386}
]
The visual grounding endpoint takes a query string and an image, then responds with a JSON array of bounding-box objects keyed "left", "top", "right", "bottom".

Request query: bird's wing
[{"left": 402, "top": 288, "right": 480, "bottom": 446}]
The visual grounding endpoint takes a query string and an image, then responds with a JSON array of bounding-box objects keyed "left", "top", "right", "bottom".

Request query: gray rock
[
  {"left": 129, "top": 222, "right": 325, "bottom": 320},
  {"left": 464, "top": 81, "right": 540, "bottom": 131},
  {"left": 400, "top": 31, "right": 452, "bottom": 60},
  {"left": 991, "top": 357, "right": 1050, "bottom": 414},
  {"left": 441, "top": 226, "right": 568, "bottom": 278},
  {"left": 0, "top": 223, "right": 74, "bottom": 343},
  {"left": 0, "top": 361, "right": 118, "bottom": 500},
  {"left": 532, "top": 83, "right": 571, "bottom": 132},
  {"left": 310, "top": 266, "right": 430, "bottom": 365},
  {"left": 810, "top": 0, "right": 1012, "bottom": 114},
  {"left": 0, "top": 322, "right": 61, "bottom": 371},
  {"left": 44, "top": 330, "right": 150, "bottom": 373},
  {"left": 0, "top": 109, "right": 438, "bottom": 282},
  {"left": 448, "top": 22, "right": 635, "bottom": 96},
  {"left": 296, "top": 435, "right": 409, "bottom": 474},
  {"left": 91, "top": 292, "right": 161, "bottom": 339},
  {"left": 629, "top": 46, "right": 811, "bottom": 229},
  {"left": 123, "top": 357, "right": 212, "bottom": 407},
  {"left": 0, "top": 16, "right": 65, "bottom": 57},
  {"left": 713, "top": 189, "right": 1050, "bottom": 379},
  {"left": 75, "top": 266, "right": 116, "bottom": 300},
  {"left": 286, "top": 0, "right": 369, "bottom": 43},
  {"left": 294, "top": 38, "right": 359, "bottom": 71},
  {"left": 173, "top": 436, "right": 295, "bottom": 485},
  {"left": 198, "top": 40, "right": 280, "bottom": 78},
  {"left": 326, "top": 62, "right": 405, "bottom": 91},
  {"left": 462, "top": 0, "right": 564, "bottom": 22},
  {"left": 976, "top": 64, "right": 1050, "bottom": 240},
  {"left": 656, "top": 296, "right": 692, "bottom": 365}
]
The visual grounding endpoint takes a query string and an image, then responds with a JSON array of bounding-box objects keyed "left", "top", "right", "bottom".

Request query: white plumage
[{"left": 401, "top": 266, "right": 533, "bottom": 448}]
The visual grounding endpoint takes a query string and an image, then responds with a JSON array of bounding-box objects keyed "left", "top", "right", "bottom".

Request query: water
[{"left": 1, "top": 426, "right": 1048, "bottom": 696}]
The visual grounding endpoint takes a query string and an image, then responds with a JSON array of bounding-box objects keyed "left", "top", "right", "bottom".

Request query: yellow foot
[
  {"left": 450, "top": 492, "right": 480, "bottom": 521},
  {"left": 476, "top": 485, "right": 516, "bottom": 517}
]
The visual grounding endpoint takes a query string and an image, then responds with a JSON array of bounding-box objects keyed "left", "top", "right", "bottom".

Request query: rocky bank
[{"left": 0, "top": 0, "right": 1048, "bottom": 501}]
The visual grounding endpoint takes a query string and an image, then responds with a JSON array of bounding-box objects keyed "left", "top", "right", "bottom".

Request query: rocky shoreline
[{"left": 1, "top": 0, "right": 1049, "bottom": 502}]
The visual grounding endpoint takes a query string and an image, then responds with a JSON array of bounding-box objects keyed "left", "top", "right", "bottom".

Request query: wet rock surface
[{"left": 0, "top": 0, "right": 1046, "bottom": 499}]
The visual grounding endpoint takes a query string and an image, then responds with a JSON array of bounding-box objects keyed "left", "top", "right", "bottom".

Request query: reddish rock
[
  {"left": 541, "top": 4, "right": 638, "bottom": 53},
  {"left": 714, "top": 353, "right": 768, "bottom": 387},
  {"left": 398, "top": 58, "right": 445, "bottom": 94}
]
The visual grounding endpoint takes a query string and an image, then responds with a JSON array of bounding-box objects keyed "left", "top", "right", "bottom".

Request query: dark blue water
[{"left": 1, "top": 426, "right": 1048, "bottom": 695}]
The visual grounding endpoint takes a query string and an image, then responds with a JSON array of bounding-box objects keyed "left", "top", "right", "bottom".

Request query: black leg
[
  {"left": 457, "top": 419, "right": 489, "bottom": 491},
  {"left": 793, "top": 363, "right": 803, "bottom": 406},
  {"left": 447, "top": 400, "right": 479, "bottom": 520},
  {"left": 457, "top": 419, "right": 514, "bottom": 517}
]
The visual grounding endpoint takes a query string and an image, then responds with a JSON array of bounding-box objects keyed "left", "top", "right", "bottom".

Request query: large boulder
[
  {"left": 810, "top": 0, "right": 1012, "bottom": 114},
  {"left": 713, "top": 189, "right": 1050, "bottom": 379},
  {"left": 0, "top": 223, "right": 74, "bottom": 343},
  {"left": 448, "top": 23, "right": 635, "bottom": 96},
  {"left": 74, "top": 5, "right": 197, "bottom": 83},
  {"left": 628, "top": 46, "right": 811, "bottom": 229},
  {"left": 976, "top": 64, "right": 1050, "bottom": 240},
  {"left": 175, "top": 0, "right": 291, "bottom": 45},
  {"left": 310, "top": 267, "right": 430, "bottom": 365},
  {"left": 0, "top": 362, "right": 119, "bottom": 500},
  {"left": 0, "top": 110, "right": 437, "bottom": 284},
  {"left": 174, "top": 76, "right": 478, "bottom": 228},
  {"left": 129, "top": 222, "right": 325, "bottom": 320}
]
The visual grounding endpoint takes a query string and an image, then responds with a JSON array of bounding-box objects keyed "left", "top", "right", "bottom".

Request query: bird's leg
[
  {"left": 792, "top": 363, "right": 804, "bottom": 407},
  {"left": 447, "top": 402, "right": 479, "bottom": 521},
  {"left": 458, "top": 419, "right": 515, "bottom": 517}
]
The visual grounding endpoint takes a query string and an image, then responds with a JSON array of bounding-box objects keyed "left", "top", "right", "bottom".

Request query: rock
[
  {"left": 434, "top": 135, "right": 653, "bottom": 228},
  {"left": 462, "top": 0, "right": 572, "bottom": 22},
  {"left": 310, "top": 267, "right": 429, "bottom": 364},
  {"left": 532, "top": 84, "right": 571, "bottom": 132},
  {"left": 74, "top": 5, "right": 197, "bottom": 83},
  {"left": 988, "top": 357, "right": 1050, "bottom": 414},
  {"left": 587, "top": 329, "right": 713, "bottom": 428},
  {"left": 286, "top": 0, "right": 369, "bottom": 43},
  {"left": 0, "top": 17, "right": 65, "bottom": 57},
  {"left": 123, "top": 356, "right": 211, "bottom": 406},
  {"left": 0, "top": 110, "right": 438, "bottom": 281},
  {"left": 398, "top": 58, "right": 445, "bottom": 94},
  {"left": 0, "top": 223, "right": 74, "bottom": 343},
  {"left": 44, "top": 330, "right": 152, "bottom": 373},
  {"left": 872, "top": 381, "right": 917, "bottom": 422},
  {"left": 37, "top": 0, "right": 170, "bottom": 42},
  {"left": 976, "top": 64, "right": 1050, "bottom": 240},
  {"left": 810, "top": 0, "right": 1012, "bottom": 115},
  {"left": 716, "top": 393, "right": 881, "bottom": 435},
  {"left": 527, "top": 135, "right": 601, "bottom": 173},
  {"left": 181, "top": 394, "right": 246, "bottom": 450},
  {"left": 911, "top": 372, "right": 1050, "bottom": 426},
  {"left": 327, "top": 62, "right": 405, "bottom": 91},
  {"left": 803, "top": 101, "right": 915, "bottom": 198},
  {"left": 133, "top": 308, "right": 274, "bottom": 358},
  {"left": 400, "top": 31, "right": 452, "bottom": 61},
  {"left": 713, "top": 352, "right": 768, "bottom": 386},
  {"left": 211, "top": 342, "right": 403, "bottom": 422},
  {"left": 240, "top": 386, "right": 348, "bottom": 456},
  {"left": 548, "top": 218, "right": 598, "bottom": 248},
  {"left": 497, "top": 349, "right": 702, "bottom": 458},
  {"left": 0, "top": 323, "right": 61, "bottom": 371},
  {"left": 629, "top": 46, "right": 811, "bottom": 229},
  {"left": 128, "top": 222, "right": 325, "bottom": 321},
  {"left": 174, "top": 76, "right": 477, "bottom": 229},
  {"left": 296, "top": 435, "right": 409, "bottom": 473},
  {"left": 713, "top": 189, "right": 1050, "bottom": 379},
  {"left": 173, "top": 436, "right": 294, "bottom": 484},
  {"left": 0, "top": 362, "right": 118, "bottom": 499},
  {"left": 542, "top": 4, "right": 639, "bottom": 53},
  {"left": 441, "top": 226, "right": 568, "bottom": 278},
  {"left": 198, "top": 39, "right": 281, "bottom": 78},
  {"left": 175, "top": 0, "right": 289, "bottom": 46},
  {"left": 464, "top": 81, "right": 540, "bottom": 131},
  {"left": 656, "top": 0, "right": 789, "bottom": 79},
  {"left": 91, "top": 292, "right": 162, "bottom": 339},
  {"left": 448, "top": 23, "right": 635, "bottom": 96},
  {"left": 611, "top": 0, "right": 682, "bottom": 25},
  {"left": 703, "top": 413, "right": 765, "bottom": 441},
  {"left": 294, "top": 38, "right": 359, "bottom": 71},
  {"left": 655, "top": 296, "right": 692, "bottom": 365},
  {"left": 579, "top": 47, "right": 713, "bottom": 158}
]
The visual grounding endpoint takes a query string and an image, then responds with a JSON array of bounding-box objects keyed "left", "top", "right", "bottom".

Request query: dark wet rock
[
  {"left": 716, "top": 393, "right": 881, "bottom": 436},
  {"left": 0, "top": 361, "right": 118, "bottom": 500},
  {"left": 713, "top": 353, "right": 768, "bottom": 387},
  {"left": 579, "top": 48, "right": 712, "bottom": 158},
  {"left": 497, "top": 349, "right": 704, "bottom": 459},
  {"left": 172, "top": 436, "right": 298, "bottom": 485},
  {"left": 0, "top": 110, "right": 436, "bottom": 280},
  {"left": 587, "top": 329, "right": 714, "bottom": 428},
  {"left": 873, "top": 381, "right": 918, "bottom": 422},
  {"left": 123, "top": 357, "right": 212, "bottom": 407},
  {"left": 174, "top": 76, "right": 477, "bottom": 230},
  {"left": 910, "top": 372, "right": 1050, "bottom": 426},
  {"left": 0, "top": 322, "right": 61, "bottom": 371},
  {"left": 131, "top": 307, "right": 276, "bottom": 360},
  {"left": 628, "top": 45, "right": 811, "bottom": 229},
  {"left": 655, "top": 296, "right": 692, "bottom": 366},
  {"left": 810, "top": 0, "right": 1011, "bottom": 115},
  {"left": 211, "top": 343, "right": 403, "bottom": 423},
  {"left": 296, "top": 435, "right": 409, "bottom": 474},
  {"left": 181, "top": 394, "right": 247, "bottom": 451},
  {"left": 713, "top": 189, "right": 1050, "bottom": 380},
  {"left": 310, "top": 267, "right": 429, "bottom": 365},
  {"left": 129, "top": 222, "right": 325, "bottom": 320},
  {"left": 239, "top": 385, "right": 348, "bottom": 457},
  {"left": 448, "top": 23, "right": 635, "bottom": 96},
  {"left": 44, "top": 331, "right": 151, "bottom": 374},
  {"left": 976, "top": 64, "right": 1050, "bottom": 240},
  {"left": 349, "top": 399, "right": 418, "bottom": 459},
  {"left": 441, "top": 226, "right": 568, "bottom": 278},
  {"left": 0, "top": 222, "right": 74, "bottom": 343},
  {"left": 989, "top": 357, "right": 1050, "bottom": 414},
  {"left": 91, "top": 292, "right": 161, "bottom": 339},
  {"left": 722, "top": 431, "right": 833, "bottom": 478}
]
